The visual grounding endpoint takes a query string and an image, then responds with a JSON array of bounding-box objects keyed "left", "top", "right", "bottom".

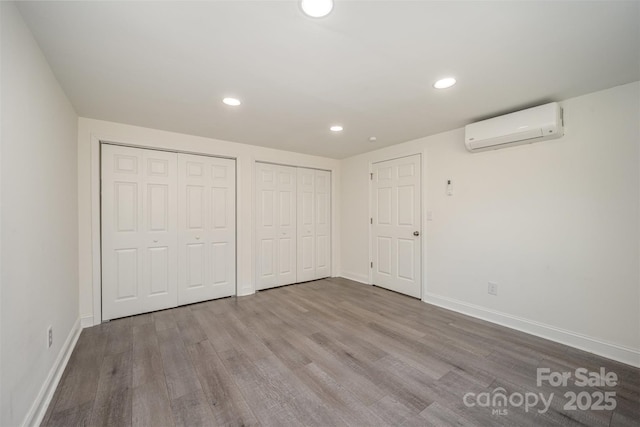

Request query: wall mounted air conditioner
[{"left": 464, "top": 102, "right": 563, "bottom": 152}]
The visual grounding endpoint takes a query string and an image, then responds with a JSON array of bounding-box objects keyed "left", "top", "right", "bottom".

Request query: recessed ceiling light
[
  {"left": 222, "top": 97, "right": 241, "bottom": 106},
  {"left": 330, "top": 125, "right": 343, "bottom": 132},
  {"left": 433, "top": 77, "right": 457, "bottom": 89},
  {"left": 301, "top": 0, "right": 334, "bottom": 18},
  {"left": 369, "top": 136, "right": 377, "bottom": 142}
]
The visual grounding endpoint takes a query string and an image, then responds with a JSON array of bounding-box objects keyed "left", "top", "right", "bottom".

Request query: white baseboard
[
  {"left": 80, "top": 315, "right": 94, "bottom": 328},
  {"left": 24, "top": 318, "right": 81, "bottom": 427},
  {"left": 423, "top": 292, "right": 640, "bottom": 368},
  {"left": 339, "top": 272, "right": 370, "bottom": 285}
]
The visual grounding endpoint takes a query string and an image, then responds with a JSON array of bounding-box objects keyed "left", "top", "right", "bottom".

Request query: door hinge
[
  {"left": 370, "top": 173, "right": 373, "bottom": 180},
  {"left": 370, "top": 217, "right": 373, "bottom": 224},
  {"left": 370, "top": 261, "right": 373, "bottom": 268}
]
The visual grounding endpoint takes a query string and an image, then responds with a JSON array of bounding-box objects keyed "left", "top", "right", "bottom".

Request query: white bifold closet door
[
  {"left": 102, "top": 144, "right": 236, "bottom": 321},
  {"left": 255, "top": 163, "right": 297, "bottom": 290},
  {"left": 101, "top": 145, "right": 179, "bottom": 320},
  {"left": 297, "top": 168, "right": 331, "bottom": 282},
  {"left": 177, "top": 154, "right": 236, "bottom": 305},
  {"left": 256, "top": 163, "right": 331, "bottom": 290}
]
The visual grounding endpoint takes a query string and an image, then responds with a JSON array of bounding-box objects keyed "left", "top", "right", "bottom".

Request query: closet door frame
[{"left": 95, "top": 140, "right": 237, "bottom": 323}]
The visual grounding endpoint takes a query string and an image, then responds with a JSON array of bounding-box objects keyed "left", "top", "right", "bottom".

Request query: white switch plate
[{"left": 488, "top": 282, "right": 498, "bottom": 296}]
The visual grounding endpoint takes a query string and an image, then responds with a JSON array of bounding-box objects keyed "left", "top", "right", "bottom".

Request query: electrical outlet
[
  {"left": 48, "top": 326, "right": 53, "bottom": 348},
  {"left": 488, "top": 282, "right": 498, "bottom": 296}
]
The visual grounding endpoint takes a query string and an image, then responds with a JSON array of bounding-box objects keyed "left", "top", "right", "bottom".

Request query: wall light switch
[
  {"left": 488, "top": 282, "right": 498, "bottom": 296},
  {"left": 427, "top": 211, "right": 433, "bottom": 221}
]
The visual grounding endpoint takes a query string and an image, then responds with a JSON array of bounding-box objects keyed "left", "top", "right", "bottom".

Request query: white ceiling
[{"left": 17, "top": 1, "right": 640, "bottom": 159}]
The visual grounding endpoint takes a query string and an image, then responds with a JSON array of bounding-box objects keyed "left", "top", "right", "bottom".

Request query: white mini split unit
[{"left": 464, "top": 102, "right": 564, "bottom": 152}]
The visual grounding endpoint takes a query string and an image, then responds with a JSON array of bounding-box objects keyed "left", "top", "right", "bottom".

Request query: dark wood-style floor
[{"left": 42, "top": 278, "right": 639, "bottom": 426}]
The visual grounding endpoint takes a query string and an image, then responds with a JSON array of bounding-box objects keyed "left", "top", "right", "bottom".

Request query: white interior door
[
  {"left": 297, "top": 168, "right": 316, "bottom": 282},
  {"left": 315, "top": 170, "right": 331, "bottom": 279},
  {"left": 177, "top": 154, "right": 236, "bottom": 305},
  {"left": 297, "top": 168, "right": 331, "bottom": 282},
  {"left": 101, "top": 144, "right": 178, "bottom": 320},
  {"left": 256, "top": 163, "right": 297, "bottom": 290},
  {"left": 372, "top": 155, "right": 422, "bottom": 298}
]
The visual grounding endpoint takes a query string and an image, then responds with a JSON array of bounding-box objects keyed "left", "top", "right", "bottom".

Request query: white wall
[
  {"left": 78, "top": 118, "right": 341, "bottom": 325},
  {"left": 1, "top": 3, "right": 80, "bottom": 426},
  {"left": 340, "top": 82, "right": 640, "bottom": 366}
]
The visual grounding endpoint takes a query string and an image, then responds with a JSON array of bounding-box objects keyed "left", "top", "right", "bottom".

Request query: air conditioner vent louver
[{"left": 464, "top": 102, "right": 563, "bottom": 152}]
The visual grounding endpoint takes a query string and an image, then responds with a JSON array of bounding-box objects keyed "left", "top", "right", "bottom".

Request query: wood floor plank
[
  {"left": 153, "top": 309, "right": 177, "bottom": 332},
  {"left": 293, "top": 362, "right": 388, "bottom": 426},
  {"left": 157, "top": 327, "right": 203, "bottom": 400},
  {"left": 367, "top": 395, "right": 416, "bottom": 426},
  {"left": 282, "top": 395, "right": 346, "bottom": 427},
  {"left": 610, "top": 411, "right": 640, "bottom": 427},
  {"left": 174, "top": 306, "right": 208, "bottom": 346},
  {"left": 89, "top": 350, "right": 133, "bottom": 427},
  {"left": 170, "top": 390, "right": 216, "bottom": 427},
  {"left": 130, "top": 312, "right": 154, "bottom": 327},
  {"left": 104, "top": 317, "right": 133, "bottom": 356},
  {"left": 419, "top": 402, "right": 478, "bottom": 427},
  {"left": 309, "top": 331, "right": 433, "bottom": 412},
  {"left": 45, "top": 356, "right": 102, "bottom": 413},
  {"left": 192, "top": 308, "right": 237, "bottom": 355},
  {"left": 132, "top": 322, "right": 156, "bottom": 344},
  {"left": 261, "top": 335, "right": 312, "bottom": 370},
  {"left": 42, "top": 401, "right": 93, "bottom": 427},
  {"left": 132, "top": 325, "right": 164, "bottom": 388},
  {"left": 186, "top": 340, "right": 259, "bottom": 427},
  {"left": 221, "top": 309, "right": 278, "bottom": 362},
  {"left": 282, "top": 332, "right": 387, "bottom": 406},
  {"left": 132, "top": 378, "right": 175, "bottom": 427},
  {"left": 44, "top": 279, "right": 640, "bottom": 427}
]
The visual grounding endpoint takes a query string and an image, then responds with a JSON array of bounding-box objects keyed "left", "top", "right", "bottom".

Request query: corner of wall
[{"left": 339, "top": 272, "right": 369, "bottom": 285}]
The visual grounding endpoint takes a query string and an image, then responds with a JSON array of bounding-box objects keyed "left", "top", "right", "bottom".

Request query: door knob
[{"left": 413, "top": 231, "right": 420, "bottom": 236}]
